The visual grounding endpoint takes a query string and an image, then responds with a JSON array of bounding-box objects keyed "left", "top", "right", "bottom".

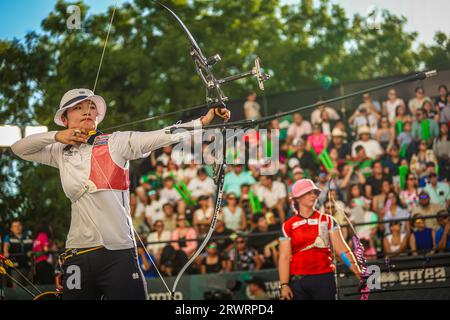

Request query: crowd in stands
[{"left": 1, "top": 84, "right": 450, "bottom": 287}]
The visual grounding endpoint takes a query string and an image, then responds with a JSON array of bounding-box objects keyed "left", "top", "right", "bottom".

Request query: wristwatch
[{"left": 279, "top": 283, "right": 289, "bottom": 290}]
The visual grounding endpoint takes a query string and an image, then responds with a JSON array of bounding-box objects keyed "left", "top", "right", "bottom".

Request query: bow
[
  {"left": 327, "top": 177, "right": 370, "bottom": 300},
  {"left": 153, "top": 1, "right": 269, "bottom": 298}
]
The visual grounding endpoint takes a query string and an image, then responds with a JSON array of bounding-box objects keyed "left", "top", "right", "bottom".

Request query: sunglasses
[
  {"left": 208, "top": 245, "right": 217, "bottom": 249},
  {"left": 419, "top": 195, "right": 429, "bottom": 199}
]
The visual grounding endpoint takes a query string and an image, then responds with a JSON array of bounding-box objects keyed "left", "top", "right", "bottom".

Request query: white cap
[{"left": 54, "top": 88, "right": 107, "bottom": 127}]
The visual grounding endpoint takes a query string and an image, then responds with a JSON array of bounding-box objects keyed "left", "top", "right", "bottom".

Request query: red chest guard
[{"left": 89, "top": 134, "right": 129, "bottom": 191}]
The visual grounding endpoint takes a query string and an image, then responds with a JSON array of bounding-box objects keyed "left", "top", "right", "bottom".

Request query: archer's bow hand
[{"left": 201, "top": 107, "right": 231, "bottom": 126}]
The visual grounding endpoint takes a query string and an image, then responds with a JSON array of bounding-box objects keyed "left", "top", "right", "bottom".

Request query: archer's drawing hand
[
  {"left": 201, "top": 107, "right": 231, "bottom": 126},
  {"left": 55, "top": 128, "right": 89, "bottom": 145}
]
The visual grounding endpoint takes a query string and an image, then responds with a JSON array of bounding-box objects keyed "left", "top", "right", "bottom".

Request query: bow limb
[
  {"left": 329, "top": 177, "right": 370, "bottom": 300},
  {"left": 171, "top": 161, "right": 226, "bottom": 296}
]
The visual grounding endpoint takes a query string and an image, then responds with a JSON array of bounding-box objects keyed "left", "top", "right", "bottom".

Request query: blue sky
[{"left": 0, "top": 0, "right": 449, "bottom": 46}]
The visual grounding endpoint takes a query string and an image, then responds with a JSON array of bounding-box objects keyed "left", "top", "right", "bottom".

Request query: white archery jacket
[{"left": 11, "top": 119, "right": 202, "bottom": 250}]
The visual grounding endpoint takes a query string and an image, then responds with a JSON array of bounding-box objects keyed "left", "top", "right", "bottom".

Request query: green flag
[
  {"left": 399, "top": 165, "right": 409, "bottom": 190},
  {"left": 399, "top": 143, "right": 408, "bottom": 158},
  {"left": 421, "top": 119, "right": 430, "bottom": 141},
  {"left": 396, "top": 120, "right": 404, "bottom": 134},
  {"left": 319, "top": 149, "right": 334, "bottom": 172}
]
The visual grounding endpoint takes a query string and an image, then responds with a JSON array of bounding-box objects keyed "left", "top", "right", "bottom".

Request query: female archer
[
  {"left": 278, "top": 179, "right": 362, "bottom": 300},
  {"left": 11, "top": 88, "right": 230, "bottom": 300}
]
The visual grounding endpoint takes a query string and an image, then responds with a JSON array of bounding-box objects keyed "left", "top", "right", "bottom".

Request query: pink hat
[{"left": 291, "top": 179, "right": 321, "bottom": 198}]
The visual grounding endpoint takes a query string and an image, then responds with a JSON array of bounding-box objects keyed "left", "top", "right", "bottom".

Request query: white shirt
[
  {"left": 351, "top": 139, "right": 383, "bottom": 159},
  {"left": 11, "top": 119, "right": 202, "bottom": 250},
  {"left": 311, "top": 107, "right": 340, "bottom": 125},
  {"left": 188, "top": 176, "right": 216, "bottom": 198},
  {"left": 253, "top": 181, "right": 287, "bottom": 208},
  {"left": 287, "top": 121, "right": 312, "bottom": 142},
  {"left": 144, "top": 200, "right": 164, "bottom": 224},
  {"left": 159, "top": 187, "right": 181, "bottom": 205},
  {"left": 147, "top": 230, "right": 171, "bottom": 254}
]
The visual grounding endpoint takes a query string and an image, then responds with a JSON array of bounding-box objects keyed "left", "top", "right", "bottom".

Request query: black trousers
[
  {"left": 290, "top": 272, "right": 337, "bottom": 300},
  {"left": 62, "top": 247, "right": 148, "bottom": 300}
]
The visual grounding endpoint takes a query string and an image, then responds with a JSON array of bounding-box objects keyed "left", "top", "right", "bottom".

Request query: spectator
[
  {"left": 193, "top": 195, "right": 214, "bottom": 235},
  {"left": 144, "top": 190, "right": 164, "bottom": 228},
  {"left": 392, "top": 104, "right": 411, "bottom": 132},
  {"left": 410, "top": 140, "right": 438, "bottom": 182},
  {"left": 171, "top": 214, "right": 198, "bottom": 258},
  {"left": 317, "top": 108, "right": 337, "bottom": 138},
  {"left": 440, "top": 93, "right": 450, "bottom": 124},
  {"left": 412, "top": 191, "right": 444, "bottom": 230},
  {"left": 287, "top": 113, "right": 312, "bottom": 145},
  {"left": 137, "top": 241, "right": 158, "bottom": 279},
  {"left": 200, "top": 241, "right": 229, "bottom": 274},
  {"left": 367, "top": 161, "right": 391, "bottom": 196},
  {"left": 229, "top": 235, "right": 262, "bottom": 271},
  {"left": 328, "top": 128, "right": 351, "bottom": 160},
  {"left": 32, "top": 223, "right": 56, "bottom": 285},
  {"left": 436, "top": 210, "right": 450, "bottom": 252},
  {"left": 287, "top": 139, "right": 319, "bottom": 176},
  {"left": 243, "top": 92, "right": 262, "bottom": 120},
  {"left": 322, "top": 198, "right": 349, "bottom": 240},
  {"left": 435, "top": 85, "right": 448, "bottom": 111},
  {"left": 433, "top": 123, "right": 450, "bottom": 180},
  {"left": 211, "top": 219, "right": 234, "bottom": 253},
  {"left": 349, "top": 94, "right": 381, "bottom": 137},
  {"left": 423, "top": 172, "right": 450, "bottom": 206},
  {"left": 223, "top": 165, "right": 256, "bottom": 198},
  {"left": 187, "top": 167, "right": 216, "bottom": 200},
  {"left": 383, "top": 89, "right": 406, "bottom": 122},
  {"left": 359, "top": 92, "right": 382, "bottom": 113},
  {"left": 182, "top": 158, "right": 198, "bottom": 184},
  {"left": 412, "top": 108, "right": 439, "bottom": 144},
  {"left": 2, "top": 220, "right": 33, "bottom": 288},
  {"left": 375, "top": 116, "right": 395, "bottom": 150},
  {"left": 372, "top": 179, "right": 392, "bottom": 217},
  {"left": 161, "top": 203, "right": 177, "bottom": 232},
  {"left": 349, "top": 199, "right": 378, "bottom": 256},
  {"left": 159, "top": 176, "right": 185, "bottom": 214},
  {"left": 222, "top": 193, "right": 246, "bottom": 232},
  {"left": 408, "top": 87, "right": 432, "bottom": 116},
  {"left": 400, "top": 174, "right": 420, "bottom": 211},
  {"left": 245, "top": 276, "right": 270, "bottom": 300},
  {"left": 383, "top": 221, "right": 408, "bottom": 256},
  {"left": 352, "top": 126, "right": 383, "bottom": 160},
  {"left": 397, "top": 120, "right": 413, "bottom": 149},
  {"left": 247, "top": 216, "right": 279, "bottom": 269},
  {"left": 253, "top": 175, "right": 287, "bottom": 222},
  {"left": 156, "top": 145, "right": 173, "bottom": 166},
  {"left": 382, "top": 191, "right": 410, "bottom": 235},
  {"left": 423, "top": 100, "right": 439, "bottom": 122},
  {"left": 311, "top": 102, "right": 340, "bottom": 125},
  {"left": 133, "top": 186, "right": 149, "bottom": 230},
  {"left": 382, "top": 144, "right": 402, "bottom": 177},
  {"left": 306, "top": 124, "right": 328, "bottom": 155},
  {"left": 409, "top": 214, "right": 436, "bottom": 255},
  {"left": 147, "top": 220, "right": 171, "bottom": 263}
]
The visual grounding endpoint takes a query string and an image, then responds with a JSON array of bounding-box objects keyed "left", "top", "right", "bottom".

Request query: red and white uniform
[
  {"left": 11, "top": 120, "right": 201, "bottom": 250},
  {"left": 282, "top": 211, "right": 339, "bottom": 275}
]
